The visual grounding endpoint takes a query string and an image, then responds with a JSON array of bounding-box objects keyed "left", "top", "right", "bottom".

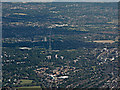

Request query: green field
[
  {"left": 19, "top": 79, "right": 33, "bottom": 85},
  {"left": 16, "top": 86, "right": 41, "bottom": 90}
]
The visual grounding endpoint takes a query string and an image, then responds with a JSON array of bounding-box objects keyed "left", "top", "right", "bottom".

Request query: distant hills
[
  {"left": 1, "top": 0, "right": 119, "bottom": 2},
  {"left": 1, "top": 0, "right": 54, "bottom": 2},
  {"left": 54, "top": 0, "right": 119, "bottom": 2}
]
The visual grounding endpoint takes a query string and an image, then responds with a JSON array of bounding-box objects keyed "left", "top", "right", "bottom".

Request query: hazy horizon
[{"left": 1, "top": 0, "right": 119, "bottom": 2}]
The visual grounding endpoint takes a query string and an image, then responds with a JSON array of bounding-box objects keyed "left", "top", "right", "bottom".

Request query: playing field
[{"left": 19, "top": 79, "right": 33, "bottom": 85}]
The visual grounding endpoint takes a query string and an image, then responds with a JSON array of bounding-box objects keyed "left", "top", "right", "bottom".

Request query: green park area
[
  {"left": 19, "top": 79, "right": 33, "bottom": 85},
  {"left": 16, "top": 86, "right": 41, "bottom": 90}
]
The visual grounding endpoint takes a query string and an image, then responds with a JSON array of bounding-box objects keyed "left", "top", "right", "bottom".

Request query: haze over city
[{"left": 1, "top": 0, "right": 119, "bottom": 2}]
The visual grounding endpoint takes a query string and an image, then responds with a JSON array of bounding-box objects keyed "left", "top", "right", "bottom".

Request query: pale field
[{"left": 93, "top": 40, "right": 115, "bottom": 43}]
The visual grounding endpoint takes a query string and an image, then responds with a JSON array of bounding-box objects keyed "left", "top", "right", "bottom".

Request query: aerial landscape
[{"left": 2, "top": 2, "right": 118, "bottom": 89}]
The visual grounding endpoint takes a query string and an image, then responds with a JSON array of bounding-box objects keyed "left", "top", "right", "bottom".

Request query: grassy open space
[
  {"left": 19, "top": 79, "right": 33, "bottom": 85},
  {"left": 16, "top": 86, "right": 42, "bottom": 90},
  {"left": 17, "top": 86, "right": 41, "bottom": 88}
]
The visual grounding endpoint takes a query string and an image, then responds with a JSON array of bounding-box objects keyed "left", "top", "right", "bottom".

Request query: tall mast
[{"left": 49, "top": 28, "right": 52, "bottom": 54}]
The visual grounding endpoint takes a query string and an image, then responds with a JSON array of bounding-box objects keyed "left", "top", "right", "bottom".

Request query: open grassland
[
  {"left": 19, "top": 79, "right": 33, "bottom": 85},
  {"left": 16, "top": 86, "right": 41, "bottom": 90}
]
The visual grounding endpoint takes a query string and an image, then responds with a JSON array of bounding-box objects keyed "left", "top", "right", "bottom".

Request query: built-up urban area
[{"left": 2, "top": 2, "right": 119, "bottom": 89}]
